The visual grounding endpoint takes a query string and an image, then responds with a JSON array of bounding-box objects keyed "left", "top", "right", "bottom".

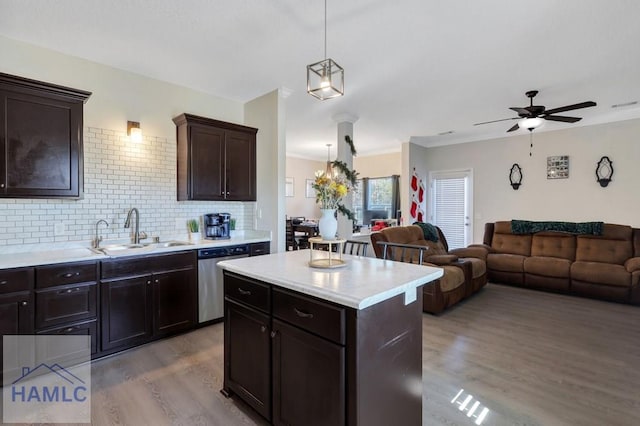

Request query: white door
[{"left": 429, "top": 169, "right": 472, "bottom": 249}]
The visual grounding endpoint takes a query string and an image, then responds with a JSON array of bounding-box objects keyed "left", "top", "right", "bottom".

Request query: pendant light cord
[{"left": 324, "top": 0, "right": 327, "bottom": 59}]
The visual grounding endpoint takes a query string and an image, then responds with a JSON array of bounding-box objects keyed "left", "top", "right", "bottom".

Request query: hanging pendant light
[
  {"left": 307, "top": 0, "right": 344, "bottom": 100},
  {"left": 325, "top": 143, "right": 334, "bottom": 177}
]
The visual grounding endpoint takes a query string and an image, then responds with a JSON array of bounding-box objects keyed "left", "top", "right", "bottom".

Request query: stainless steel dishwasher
[{"left": 197, "top": 244, "right": 250, "bottom": 323}]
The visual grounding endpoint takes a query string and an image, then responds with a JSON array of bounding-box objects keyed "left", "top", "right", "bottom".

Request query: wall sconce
[
  {"left": 595, "top": 156, "right": 614, "bottom": 187},
  {"left": 509, "top": 163, "right": 523, "bottom": 190},
  {"left": 127, "top": 121, "right": 142, "bottom": 143}
]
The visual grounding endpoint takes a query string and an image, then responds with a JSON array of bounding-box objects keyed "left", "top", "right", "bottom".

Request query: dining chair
[{"left": 343, "top": 240, "right": 369, "bottom": 256}]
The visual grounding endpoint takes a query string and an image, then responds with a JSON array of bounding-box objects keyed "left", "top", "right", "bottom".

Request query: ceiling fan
[{"left": 474, "top": 90, "right": 597, "bottom": 132}]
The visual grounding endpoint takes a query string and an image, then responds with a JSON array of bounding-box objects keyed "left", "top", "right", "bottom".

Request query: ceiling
[{"left": 2, "top": 0, "right": 639, "bottom": 160}]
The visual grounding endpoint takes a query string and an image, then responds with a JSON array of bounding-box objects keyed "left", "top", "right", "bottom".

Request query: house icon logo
[
  {"left": 11, "top": 363, "right": 88, "bottom": 403},
  {"left": 3, "top": 335, "right": 91, "bottom": 423}
]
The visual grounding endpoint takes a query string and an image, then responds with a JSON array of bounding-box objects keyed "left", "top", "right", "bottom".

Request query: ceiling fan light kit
[{"left": 307, "top": 0, "right": 344, "bottom": 100}]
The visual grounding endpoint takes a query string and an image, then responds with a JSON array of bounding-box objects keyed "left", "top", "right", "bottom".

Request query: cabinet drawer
[
  {"left": 36, "top": 262, "right": 97, "bottom": 289},
  {"left": 273, "top": 289, "right": 345, "bottom": 345},
  {"left": 37, "top": 319, "right": 98, "bottom": 356},
  {"left": 0, "top": 267, "right": 33, "bottom": 294},
  {"left": 35, "top": 282, "right": 97, "bottom": 329},
  {"left": 101, "top": 251, "right": 195, "bottom": 280},
  {"left": 250, "top": 242, "right": 270, "bottom": 256},
  {"left": 224, "top": 272, "right": 270, "bottom": 313}
]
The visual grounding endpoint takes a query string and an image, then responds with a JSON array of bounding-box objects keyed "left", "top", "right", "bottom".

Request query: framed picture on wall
[
  {"left": 305, "top": 179, "right": 315, "bottom": 198},
  {"left": 285, "top": 177, "right": 294, "bottom": 197},
  {"left": 547, "top": 155, "right": 570, "bottom": 179}
]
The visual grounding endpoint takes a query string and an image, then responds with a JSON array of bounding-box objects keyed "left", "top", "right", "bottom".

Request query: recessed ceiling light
[{"left": 611, "top": 101, "right": 638, "bottom": 108}]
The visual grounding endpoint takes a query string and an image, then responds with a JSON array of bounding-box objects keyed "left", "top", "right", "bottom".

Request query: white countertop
[
  {"left": 0, "top": 230, "right": 271, "bottom": 269},
  {"left": 218, "top": 250, "right": 443, "bottom": 310}
]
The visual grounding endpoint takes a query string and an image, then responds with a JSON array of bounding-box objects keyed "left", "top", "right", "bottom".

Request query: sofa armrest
[
  {"left": 625, "top": 257, "right": 640, "bottom": 273},
  {"left": 424, "top": 254, "right": 460, "bottom": 265},
  {"left": 449, "top": 246, "right": 488, "bottom": 261},
  {"left": 468, "top": 243, "right": 495, "bottom": 253}
]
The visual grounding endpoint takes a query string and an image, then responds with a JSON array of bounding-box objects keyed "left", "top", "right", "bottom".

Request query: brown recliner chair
[{"left": 370, "top": 225, "right": 487, "bottom": 313}]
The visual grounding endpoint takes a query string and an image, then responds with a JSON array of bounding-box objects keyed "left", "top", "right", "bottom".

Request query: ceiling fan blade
[
  {"left": 473, "top": 117, "right": 518, "bottom": 126},
  {"left": 543, "top": 101, "right": 596, "bottom": 115},
  {"left": 507, "top": 123, "right": 520, "bottom": 132},
  {"left": 509, "top": 107, "right": 530, "bottom": 115},
  {"left": 544, "top": 115, "right": 582, "bottom": 123}
]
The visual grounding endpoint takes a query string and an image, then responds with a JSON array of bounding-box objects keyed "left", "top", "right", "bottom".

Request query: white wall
[
  {"left": 245, "top": 90, "right": 285, "bottom": 253},
  {"left": 0, "top": 36, "right": 279, "bottom": 248},
  {"left": 285, "top": 157, "right": 325, "bottom": 220},
  {"left": 353, "top": 152, "right": 401, "bottom": 178},
  {"left": 419, "top": 118, "right": 640, "bottom": 243}
]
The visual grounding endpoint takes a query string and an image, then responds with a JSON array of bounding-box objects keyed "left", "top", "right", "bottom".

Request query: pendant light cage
[{"left": 307, "top": 0, "right": 344, "bottom": 100}]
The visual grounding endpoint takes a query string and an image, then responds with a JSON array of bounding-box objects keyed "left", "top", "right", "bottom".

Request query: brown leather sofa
[
  {"left": 370, "top": 225, "right": 488, "bottom": 313},
  {"left": 482, "top": 221, "right": 640, "bottom": 305}
]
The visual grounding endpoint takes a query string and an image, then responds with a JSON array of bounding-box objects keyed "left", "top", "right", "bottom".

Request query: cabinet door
[
  {"left": 272, "top": 319, "right": 345, "bottom": 426},
  {"left": 189, "top": 125, "right": 225, "bottom": 200},
  {"left": 224, "top": 299, "right": 271, "bottom": 421},
  {"left": 152, "top": 268, "right": 197, "bottom": 337},
  {"left": 0, "top": 89, "right": 83, "bottom": 198},
  {"left": 100, "top": 276, "right": 151, "bottom": 351},
  {"left": 225, "top": 130, "right": 256, "bottom": 201},
  {"left": 0, "top": 292, "right": 34, "bottom": 382}
]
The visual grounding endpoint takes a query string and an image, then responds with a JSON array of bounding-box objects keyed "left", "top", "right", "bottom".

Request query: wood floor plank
[{"left": 78, "top": 283, "right": 640, "bottom": 425}]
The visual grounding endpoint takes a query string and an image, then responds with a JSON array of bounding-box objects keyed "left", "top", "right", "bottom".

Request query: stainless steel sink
[{"left": 91, "top": 240, "right": 192, "bottom": 256}]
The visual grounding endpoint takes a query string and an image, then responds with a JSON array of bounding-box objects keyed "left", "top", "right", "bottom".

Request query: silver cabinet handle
[
  {"left": 0, "top": 280, "right": 7, "bottom": 285},
  {"left": 261, "top": 325, "right": 266, "bottom": 333},
  {"left": 62, "top": 272, "right": 80, "bottom": 279},
  {"left": 237, "top": 288, "right": 251, "bottom": 296},
  {"left": 293, "top": 308, "right": 313, "bottom": 319},
  {"left": 21, "top": 301, "right": 28, "bottom": 306}
]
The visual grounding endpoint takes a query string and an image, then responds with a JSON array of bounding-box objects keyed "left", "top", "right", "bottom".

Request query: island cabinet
[
  {"left": 100, "top": 251, "right": 197, "bottom": 354},
  {"left": 34, "top": 261, "right": 99, "bottom": 356},
  {"left": 222, "top": 268, "right": 425, "bottom": 426},
  {"left": 173, "top": 113, "right": 257, "bottom": 201},
  {"left": 0, "top": 72, "right": 91, "bottom": 198}
]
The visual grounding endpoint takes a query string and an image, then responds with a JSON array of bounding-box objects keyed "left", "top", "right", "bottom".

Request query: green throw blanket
[
  {"left": 413, "top": 222, "right": 439, "bottom": 242},
  {"left": 511, "top": 220, "right": 603, "bottom": 235}
]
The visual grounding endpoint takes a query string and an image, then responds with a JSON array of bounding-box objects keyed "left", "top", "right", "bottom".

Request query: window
[{"left": 352, "top": 175, "right": 400, "bottom": 227}]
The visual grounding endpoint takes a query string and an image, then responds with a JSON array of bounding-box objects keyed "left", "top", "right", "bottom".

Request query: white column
[{"left": 333, "top": 113, "right": 359, "bottom": 240}]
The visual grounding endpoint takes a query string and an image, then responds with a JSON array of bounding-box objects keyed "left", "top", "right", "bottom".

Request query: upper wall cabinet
[
  {"left": 0, "top": 73, "right": 91, "bottom": 198},
  {"left": 173, "top": 113, "right": 257, "bottom": 201}
]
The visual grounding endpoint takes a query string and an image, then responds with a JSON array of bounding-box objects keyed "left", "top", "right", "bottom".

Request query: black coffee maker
[{"left": 204, "top": 213, "right": 231, "bottom": 239}]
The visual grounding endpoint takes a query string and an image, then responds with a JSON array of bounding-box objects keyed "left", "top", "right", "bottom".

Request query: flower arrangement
[{"left": 312, "top": 136, "right": 359, "bottom": 220}]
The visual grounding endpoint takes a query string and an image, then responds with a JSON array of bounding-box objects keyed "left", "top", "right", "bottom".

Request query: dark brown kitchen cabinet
[
  {"left": 173, "top": 113, "right": 257, "bottom": 201},
  {"left": 224, "top": 299, "right": 272, "bottom": 420},
  {"left": 223, "top": 270, "right": 424, "bottom": 426},
  {"left": 272, "top": 319, "right": 345, "bottom": 426},
  {"left": 0, "top": 267, "right": 34, "bottom": 382},
  {"left": 100, "top": 251, "right": 197, "bottom": 353},
  {"left": 100, "top": 275, "right": 152, "bottom": 351},
  {"left": 35, "top": 261, "right": 99, "bottom": 356},
  {"left": 0, "top": 72, "right": 91, "bottom": 198}
]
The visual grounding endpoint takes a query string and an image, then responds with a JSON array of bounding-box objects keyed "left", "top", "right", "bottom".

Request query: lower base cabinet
[
  {"left": 100, "top": 251, "right": 197, "bottom": 354},
  {"left": 224, "top": 299, "right": 271, "bottom": 420},
  {"left": 272, "top": 319, "right": 345, "bottom": 426},
  {"left": 223, "top": 270, "right": 423, "bottom": 426}
]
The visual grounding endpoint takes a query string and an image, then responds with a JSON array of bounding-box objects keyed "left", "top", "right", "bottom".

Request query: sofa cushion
[
  {"left": 524, "top": 256, "right": 571, "bottom": 278},
  {"left": 491, "top": 233, "right": 532, "bottom": 256},
  {"left": 487, "top": 253, "right": 526, "bottom": 273},
  {"left": 575, "top": 226, "right": 633, "bottom": 265},
  {"left": 530, "top": 232, "right": 576, "bottom": 260},
  {"left": 571, "top": 261, "right": 631, "bottom": 287},
  {"left": 439, "top": 265, "right": 465, "bottom": 292},
  {"left": 460, "top": 257, "right": 486, "bottom": 279}
]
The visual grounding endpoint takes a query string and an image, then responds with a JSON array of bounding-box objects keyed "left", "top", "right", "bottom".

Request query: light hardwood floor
[{"left": 85, "top": 284, "right": 640, "bottom": 425}]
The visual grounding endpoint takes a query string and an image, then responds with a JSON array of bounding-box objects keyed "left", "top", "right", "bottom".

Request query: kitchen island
[{"left": 219, "top": 250, "right": 443, "bottom": 426}]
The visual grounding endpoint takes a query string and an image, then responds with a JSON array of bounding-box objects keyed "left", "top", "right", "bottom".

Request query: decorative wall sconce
[
  {"left": 509, "top": 163, "right": 523, "bottom": 190},
  {"left": 127, "top": 121, "right": 142, "bottom": 143},
  {"left": 595, "top": 156, "right": 614, "bottom": 187}
]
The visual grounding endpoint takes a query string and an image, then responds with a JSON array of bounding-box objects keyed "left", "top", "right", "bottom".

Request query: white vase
[
  {"left": 318, "top": 209, "right": 338, "bottom": 240},
  {"left": 189, "top": 232, "right": 202, "bottom": 243}
]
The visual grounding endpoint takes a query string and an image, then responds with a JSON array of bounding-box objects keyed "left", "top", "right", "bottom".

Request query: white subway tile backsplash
[{"left": 0, "top": 127, "right": 255, "bottom": 247}]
